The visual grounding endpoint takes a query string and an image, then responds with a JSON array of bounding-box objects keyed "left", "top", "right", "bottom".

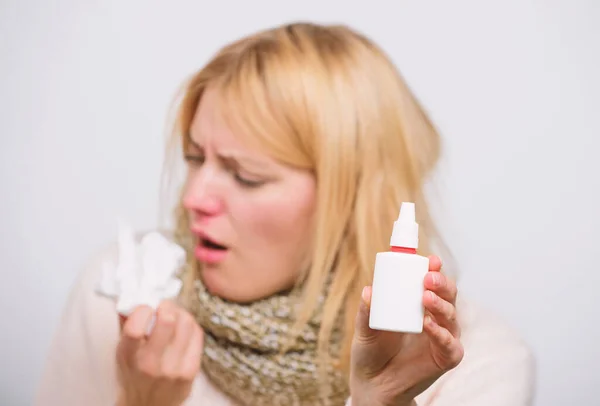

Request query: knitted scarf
[{"left": 188, "top": 276, "right": 350, "bottom": 406}]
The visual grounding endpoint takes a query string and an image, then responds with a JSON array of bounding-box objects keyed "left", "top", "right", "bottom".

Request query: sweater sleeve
[
  {"left": 33, "top": 240, "right": 235, "bottom": 406},
  {"left": 34, "top": 243, "right": 122, "bottom": 406},
  {"left": 417, "top": 300, "right": 536, "bottom": 406}
]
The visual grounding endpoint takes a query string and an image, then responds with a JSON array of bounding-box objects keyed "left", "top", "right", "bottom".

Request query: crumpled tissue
[{"left": 95, "top": 220, "right": 187, "bottom": 316}]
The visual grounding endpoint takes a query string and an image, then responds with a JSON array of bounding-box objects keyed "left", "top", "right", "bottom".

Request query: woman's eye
[
  {"left": 234, "top": 173, "right": 265, "bottom": 188},
  {"left": 184, "top": 154, "right": 204, "bottom": 165}
]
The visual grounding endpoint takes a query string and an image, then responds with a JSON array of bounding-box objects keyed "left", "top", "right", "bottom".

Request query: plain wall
[{"left": 1, "top": 1, "right": 598, "bottom": 405}]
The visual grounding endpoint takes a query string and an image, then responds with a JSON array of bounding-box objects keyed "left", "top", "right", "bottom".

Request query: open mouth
[
  {"left": 200, "top": 238, "right": 227, "bottom": 251},
  {"left": 192, "top": 231, "right": 230, "bottom": 263}
]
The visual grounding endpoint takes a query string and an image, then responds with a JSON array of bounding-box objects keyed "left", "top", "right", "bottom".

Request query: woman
[{"left": 35, "top": 22, "right": 535, "bottom": 406}]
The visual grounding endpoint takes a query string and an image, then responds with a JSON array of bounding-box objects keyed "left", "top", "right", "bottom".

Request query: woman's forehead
[{"left": 189, "top": 92, "right": 279, "bottom": 169}]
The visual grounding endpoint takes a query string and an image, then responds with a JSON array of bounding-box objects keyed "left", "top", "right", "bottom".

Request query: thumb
[
  {"left": 353, "top": 286, "right": 403, "bottom": 376},
  {"left": 354, "top": 286, "right": 380, "bottom": 344},
  {"left": 352, "top": 286, "right": 389, "bottom": 375}
]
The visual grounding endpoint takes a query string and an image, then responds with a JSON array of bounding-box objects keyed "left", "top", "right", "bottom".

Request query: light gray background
[{"left": 1, "top": 1, "right": 598, "bottom": 405}]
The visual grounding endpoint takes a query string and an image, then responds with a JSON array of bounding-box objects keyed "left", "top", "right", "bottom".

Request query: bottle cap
[{"left": 390, "top": 202, "right": 419, "bottom": 249}]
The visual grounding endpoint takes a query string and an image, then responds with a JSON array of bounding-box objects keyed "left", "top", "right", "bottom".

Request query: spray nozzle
[
  {"left": 397, "top": 202, "right": 415, "bottom": 222},
  {"left": 390, "top": 202, "right": 419, "bottom": 249}
]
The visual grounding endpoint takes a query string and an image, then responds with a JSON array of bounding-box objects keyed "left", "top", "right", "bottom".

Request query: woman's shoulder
[
  {"left": 456, "top": 297, "right": 533, "bottom": 359},
  {"left": 34, "top": 239, "right": 124, "bottom": 404},
  {"left": 416, "top": 297, "right": 536, "bottom": 405}
]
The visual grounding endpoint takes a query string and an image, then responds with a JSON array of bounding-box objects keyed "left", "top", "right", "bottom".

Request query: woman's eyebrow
[
  {"left": 218, "top": 151, "right": 272, "bottom": 172},
  {"left": 187, "top": 138, "right": 273, "bottom": 172}
]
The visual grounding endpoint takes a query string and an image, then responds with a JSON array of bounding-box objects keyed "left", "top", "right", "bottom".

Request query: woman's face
[{"left": 182, "top": 88, "right": 316, "bottom": 302}]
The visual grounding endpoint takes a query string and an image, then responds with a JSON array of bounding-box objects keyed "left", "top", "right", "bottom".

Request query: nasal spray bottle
[{"left": 369, "top": 202, "right": 429, "bottom": 333}]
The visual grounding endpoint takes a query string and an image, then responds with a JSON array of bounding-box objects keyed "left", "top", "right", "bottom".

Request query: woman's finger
[
  {"left": 179, "top": 326, "right": 204, "bottom": 381},
  {"left": 145, "top": 302, "right": 178, "bottom": 356},
  {"left": 428, "top": 255, "right": 443, "bottom": 272},
  {"left": 423, "top": 315, "right": 464, "bottom": 370},
  {"left": 119, "top": 314, "right": 126, "bottom": 330},
  {"left": 118, "top": 306, "right": 154, "bottom": 365},
  {"left": 423, "top": 291, "right": 460, "bottom": 338},
  {"left": 161, "top": 310, "right": 195, "bottom": 377},
  {"left": 424, "top": 271, "right": 458, "bottom": 305}
]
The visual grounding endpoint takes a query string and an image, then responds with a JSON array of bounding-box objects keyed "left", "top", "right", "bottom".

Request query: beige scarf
[{"left": 188, "top": 276, "right": 350, "bottom": 406}]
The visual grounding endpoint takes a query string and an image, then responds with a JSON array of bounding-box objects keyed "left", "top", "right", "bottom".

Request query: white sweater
[{"left": 34, "top": 241, "right": 536, "bottom": 406}]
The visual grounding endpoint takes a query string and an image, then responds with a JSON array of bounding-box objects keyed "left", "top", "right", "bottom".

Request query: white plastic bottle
[{"left": 369, "top": 202, "right": 430, "bottom": 333}]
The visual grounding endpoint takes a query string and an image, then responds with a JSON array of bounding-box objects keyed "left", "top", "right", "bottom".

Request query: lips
[{"left": 191, "top": 230, "right": 229, "bottom": 264}]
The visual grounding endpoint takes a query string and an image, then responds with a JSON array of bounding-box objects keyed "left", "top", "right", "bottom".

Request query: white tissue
[{"left": 96, "top": 220, "right": 187, "bottom": 316}]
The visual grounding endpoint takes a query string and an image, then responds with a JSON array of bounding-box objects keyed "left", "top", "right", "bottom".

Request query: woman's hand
[
  {"left": 349, "top": 256, "right": 464, "bottom": 406},
  {"left": 116, "top": 300, "right": 204, "bottom": 406}
]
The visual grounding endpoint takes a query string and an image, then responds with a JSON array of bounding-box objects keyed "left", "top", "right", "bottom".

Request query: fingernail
[
  {"left": 425, "top": 315, "right": 433, "bottom": 325},
  {"left": 145, "top": 313, "right": 157, "bottom": 336},
  {"left": 428, "top": 291, "right": 437, "bottom": 303},
  {"left": 431, "top": 272, "right": 441, "bottom": 286},
  {"left": 361, "top": 286, "right": 371, "bottom": 307}
]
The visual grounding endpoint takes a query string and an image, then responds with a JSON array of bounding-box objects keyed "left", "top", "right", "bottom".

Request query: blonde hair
[{"left": 165, "top": 22, "right": 444, "bottom": 376}]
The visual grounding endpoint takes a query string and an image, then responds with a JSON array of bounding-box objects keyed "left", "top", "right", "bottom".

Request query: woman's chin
[
  {"left": 199, "top": 267, "right": 228, "bottom": 296},
  {"left": 201, "top": 268, "right": 250, "bottom": 303},
  {"left": 200, "top": 268, "right": 279, "bottom": 304}
]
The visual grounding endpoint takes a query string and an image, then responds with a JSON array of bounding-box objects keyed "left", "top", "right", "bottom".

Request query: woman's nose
[{"left": 182, "top": 169, "right": 224, "bottom": 217}]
